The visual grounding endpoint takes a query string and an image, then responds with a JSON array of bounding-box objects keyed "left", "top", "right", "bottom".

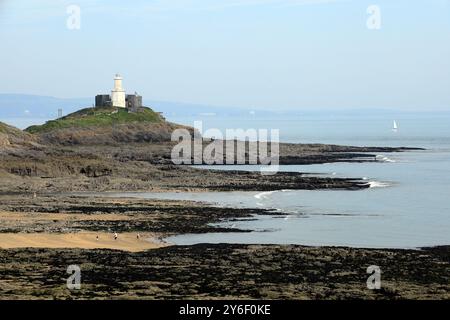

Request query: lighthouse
[
  {"left": 111, "top": 74, "right": 126, "bottom": 108},
  {"left": 95, "top": 74, "right": 143, "bottom": 111}
]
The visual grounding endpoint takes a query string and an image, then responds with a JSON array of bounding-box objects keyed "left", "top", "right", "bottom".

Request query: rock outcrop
[{"left": 0, "top": 122, "right": 39, "bottom": 150}]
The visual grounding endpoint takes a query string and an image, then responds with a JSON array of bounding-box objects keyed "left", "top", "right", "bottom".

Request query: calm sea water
[
  {"left": 4, "top": 112, "right": 450, "bottom": 248},
  {"left": 143, "top": 113, "right": 450, "bottom": 248}
]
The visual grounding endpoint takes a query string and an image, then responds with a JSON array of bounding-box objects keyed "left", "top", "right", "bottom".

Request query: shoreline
[
  {"left": 0, "top": 194, "right": 448, "bottom": 299},
  {"left": 0, "top": 141, "right": 420, "bottom": 194},
  {"left": 1, "top": 136, "right": 447, "bottom": 299},
  {"left": 1, "top": 194, "right": 449, "bottom": 251}
]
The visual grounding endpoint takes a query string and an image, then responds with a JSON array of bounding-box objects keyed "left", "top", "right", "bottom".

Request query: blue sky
[{"left": 0, "top": 0, "right": 449, "bottom": 111}]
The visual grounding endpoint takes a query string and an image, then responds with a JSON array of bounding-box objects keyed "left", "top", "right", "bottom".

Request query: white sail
[{"left": 393, "top": 120, "right": 398, "bottom": 130}]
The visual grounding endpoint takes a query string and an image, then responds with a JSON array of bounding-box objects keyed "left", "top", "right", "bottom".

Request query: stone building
[
  {"left": 95, "top": 74, "right": 142, "bottom": 112},
  {"left": 126, "top": 93, "right": 142, "bottom": 113},
  {"left": 95, "top": 94, "right": 111, "bottom": 107}
]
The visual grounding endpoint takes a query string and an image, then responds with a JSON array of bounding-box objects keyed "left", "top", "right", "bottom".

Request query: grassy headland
[{"left": 25, "top": 106, "right": 163, "bottom": 134}]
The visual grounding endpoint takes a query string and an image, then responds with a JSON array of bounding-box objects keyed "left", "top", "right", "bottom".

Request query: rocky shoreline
[
  {"left": 0, "top": 141, "right": 420, "bottom": 193},
  {"left": 1, "top": 120, "right": 446, "bottom": 300},
  {"left": 0, "top": 193, "right": 448, "bottom": 300},
  {"left": 0, "top": 194, "right": 274, "bottom": 235},
  {"left": 1, "top": 244, "right": 448, "bottom": 299}
]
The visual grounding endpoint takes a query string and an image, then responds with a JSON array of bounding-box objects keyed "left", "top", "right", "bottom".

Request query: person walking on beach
[
  {"left": 137, "top": 233, "right": 140, "bottom": 240},
  {"left": 114, "top": 232, "right": 118, "bottom": 240},
  {"left": 96, "top": 235, "right": 99, "bottom": 241}
]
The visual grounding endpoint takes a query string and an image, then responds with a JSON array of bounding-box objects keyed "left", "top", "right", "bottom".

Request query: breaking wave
[
  {"left": 254, "top": 191, "right": 277, "bottom": 200},
  {"left": 376, "top": 155, "right": 396, "bottom": 163},
  {"left": 367, "top": 181, "right": 392, "bottom": 188}
]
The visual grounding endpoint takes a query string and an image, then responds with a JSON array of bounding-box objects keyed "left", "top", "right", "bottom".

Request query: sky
[{"left": 0, "top": 0, "right": 449, "bottom": 111}]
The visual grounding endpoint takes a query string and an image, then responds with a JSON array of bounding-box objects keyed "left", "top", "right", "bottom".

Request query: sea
[{"left": 3, "top": 111, "right": 450, "bottom": 249}]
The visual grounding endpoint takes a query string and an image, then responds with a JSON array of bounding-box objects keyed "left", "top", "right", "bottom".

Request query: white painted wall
[{"left": 111, "top": 74, "right": 126, "bottom": 108}]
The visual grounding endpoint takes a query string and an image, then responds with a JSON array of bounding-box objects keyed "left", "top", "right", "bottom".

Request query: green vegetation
[
  {"left": 25, "top": 106, "right": 163, "bottom": 134},
  {"left": 0, "top": 122, "right": 24, "bottom": 135},
  {"left": 0, "top": 123, "right": 8, "bottom": 134}
]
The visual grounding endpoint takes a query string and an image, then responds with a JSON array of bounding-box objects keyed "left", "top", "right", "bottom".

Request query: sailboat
[{"left": 392, "top": 120, "right": 398, "bottom": 132}]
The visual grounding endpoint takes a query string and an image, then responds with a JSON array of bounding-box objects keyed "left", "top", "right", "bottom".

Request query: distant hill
[
  {"left": 0, "top": 94, "right": 258, "bottom": 119},
  {"left": 0, "top": 94, "right": 92, "bottom": 118},
  {"left": 24, "top": 106, "right": 192, "bottom": 146},
  {"left": 3, "top": 93, "right": 442, "bottom": 121}
]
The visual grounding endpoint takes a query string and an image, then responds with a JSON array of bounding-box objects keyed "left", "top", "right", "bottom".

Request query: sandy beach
[
  {"left": 0, "top": 209, "right": 166, "bottom": 251},
  {"left": 0, "top": 232, "right": 166, "bottom": 252}
]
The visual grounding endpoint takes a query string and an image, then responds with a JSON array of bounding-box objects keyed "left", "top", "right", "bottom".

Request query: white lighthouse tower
[{"left": 111, "top": 74, "right": 126, "bottom": 108}]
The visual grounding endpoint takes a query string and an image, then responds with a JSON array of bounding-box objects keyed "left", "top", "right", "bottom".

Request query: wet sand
[{"left": 0, "top": 210, "right": 134, "bottom": 222}]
